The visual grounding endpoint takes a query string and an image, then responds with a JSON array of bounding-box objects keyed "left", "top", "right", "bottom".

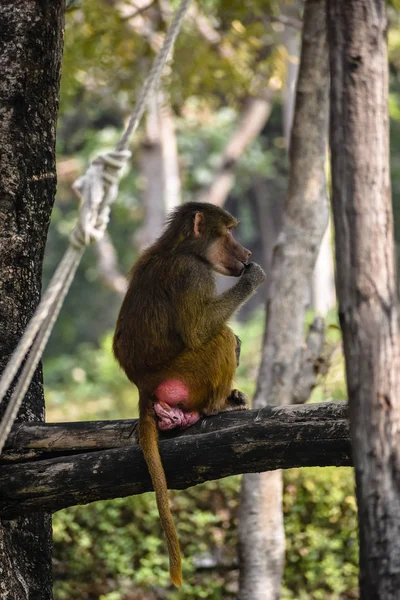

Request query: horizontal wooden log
[{"left": 0, "top": 402, "right": 351, "bottom": 519}]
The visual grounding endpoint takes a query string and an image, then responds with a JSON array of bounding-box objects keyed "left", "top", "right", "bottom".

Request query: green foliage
[
  {"left": 177, "top": 106, "right": 276, "bottom": 195},
  {"left": 45, "top": 335, "right": 137, "bottom": 421},
  {"left": 53, "top": 467, "right": 358, "bottom": 600},
  {"left": 306, "top": 310, "right": 348, "bottom": 404},
  {"left": 61, "top": 3, "right": 149, "bottom": 105},
  {"left": 61, "top": 0, "right": 287, "bottom": 111},
  {"left": 388, "top": 0, "right": 400, "bottom": 11},
  {"left": 282, "top": 468, "right": 358, "bottom": 600},
  {"left": 53, "top": 481, "right": 240, "bottom": 599},
  {"left": 234, "top": 309, "right": 265, "bottom": 398}
]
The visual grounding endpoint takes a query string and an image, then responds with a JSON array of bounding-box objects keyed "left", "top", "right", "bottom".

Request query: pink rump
[{"left": 154, "top": 379, "right": 190, "bottom": 407}]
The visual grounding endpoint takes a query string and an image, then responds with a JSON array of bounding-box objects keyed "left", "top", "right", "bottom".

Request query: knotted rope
[{"left": 0, "top": 0, "right": 192, "bottom": 455}]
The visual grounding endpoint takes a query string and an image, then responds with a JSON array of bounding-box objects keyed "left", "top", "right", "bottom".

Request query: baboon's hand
[{"left": 242, "top": 262, "right": 266, "bottom": 289}]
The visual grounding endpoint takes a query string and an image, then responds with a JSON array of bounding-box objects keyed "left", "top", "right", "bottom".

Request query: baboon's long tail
[{"left": 138, "top": 393, "right": 182, "bottom": 588}]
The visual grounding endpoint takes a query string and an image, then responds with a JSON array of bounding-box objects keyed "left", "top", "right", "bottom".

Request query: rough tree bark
[
  {"left": 0, "top": 2, "right": 64, "bottom": 599},
  {"left": 238, "top": 1, "right": 329, "bottom": 598},
  {"left": 327, "top": 1, "right": 400, "bottom": 597}
]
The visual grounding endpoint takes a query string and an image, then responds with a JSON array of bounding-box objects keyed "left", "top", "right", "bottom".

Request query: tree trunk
[
  {"left": 282, "top": 1, "right": 336, "bottom": 319},
  {"left": 95, "top": 233, "right": 127, "bottom": 297},
  {"left": 136, "top": 94, "right": 165, "bottom": 250},
  {"left": 159, "top": 96, "right": 181, "bottom": 213},
  {"left": 136, "top": 92, "right": 181, "bottom": 250},
  {"left": 312, "top": 216, "right": 336, "bottom": 315},
  {"left": 327, "top": 1, "right": 400, "bottom": 597},
  {"left": 0, "top": 2, "right": 64, "bottom": 598},
  {"left": 281, "top": 2, "right": 301, "bottom": 145},
  {"left": 238, "top": 1, "right": 329, "bottom": 598}
]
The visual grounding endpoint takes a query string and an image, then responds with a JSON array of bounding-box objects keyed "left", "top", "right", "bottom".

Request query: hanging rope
[{"left": 0, "top": 0, "right": 192, "bottom": 455}]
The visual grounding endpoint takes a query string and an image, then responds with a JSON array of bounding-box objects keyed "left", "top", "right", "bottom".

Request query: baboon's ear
[{"left": 193, "top": 212, "right": 204, "bottom": 237}]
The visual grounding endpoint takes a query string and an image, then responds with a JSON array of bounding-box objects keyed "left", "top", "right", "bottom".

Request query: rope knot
[{"left": 70, "top": 150, "right": 131, "bottom": 249}]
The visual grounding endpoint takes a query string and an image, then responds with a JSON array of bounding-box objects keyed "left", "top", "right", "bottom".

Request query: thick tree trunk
[
  {"left": 327, "top": 1, "right": 400, "bottom": 597},
  {"left": 0, "top": 2, "right": 64, "bottom": 598},
  {"left": 238, "top": 2, "right": 329, "bottom": 598}
]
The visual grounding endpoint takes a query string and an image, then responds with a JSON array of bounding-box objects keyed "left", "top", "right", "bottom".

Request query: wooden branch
[
  {"left": 188, "top": 2, "right": 236, "bottom": 61},
  {"left": 0, "top": 402, "right": 350, "bottom": 519},
  {"left": 120, "top": 0, "right": 156, "bottom": 22}
]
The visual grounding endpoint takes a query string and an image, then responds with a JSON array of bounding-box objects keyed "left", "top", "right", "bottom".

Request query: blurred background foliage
[{"left": 46, "top": 0, "right": 400, "bottom": 597}]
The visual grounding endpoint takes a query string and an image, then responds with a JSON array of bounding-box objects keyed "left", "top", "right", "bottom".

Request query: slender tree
[
  {"left": 327, "top": 1, "right": 400, "bottom": 597},
  {"left": 238, "top": 1, "right": 329, "bottom": 597},
  {"left": 0, "top": 2, "right": 64, "bottom": 598}
]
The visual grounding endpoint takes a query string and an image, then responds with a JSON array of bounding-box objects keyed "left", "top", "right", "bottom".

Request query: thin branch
[
  {"left": 264, "top": 15, "right": 303, "bottom": 30},
  {"left": 196, "top": 94, "right": 274, "bottom": 207},
  {"left": 188, "top": 2, "right": 236, "bottom": 60},
  {"left": 119, "top": 0, "right": 157, "bottom": 22}
]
